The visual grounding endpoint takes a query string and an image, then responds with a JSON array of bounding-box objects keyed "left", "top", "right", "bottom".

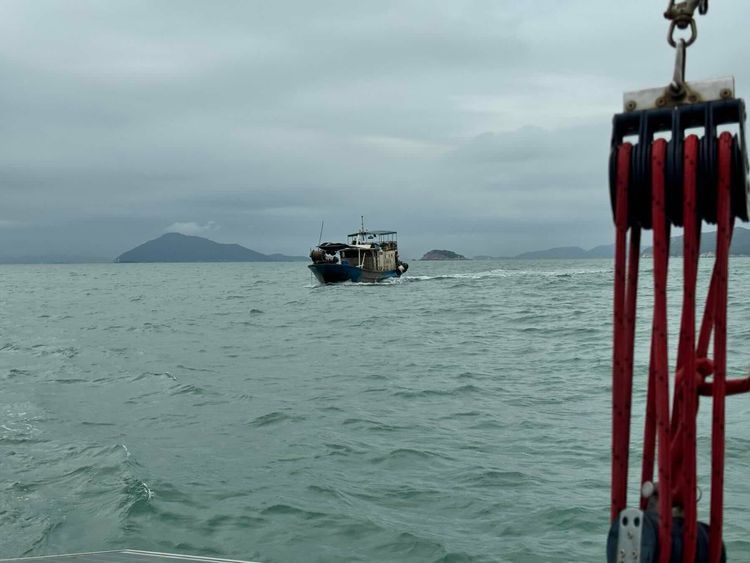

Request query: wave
[
  {"left": 341, "top": 417, "right": 404, "bottom": 432},
  {"left": 3, "top": 440, "right": 158, "bottom": 554},
  {"left": 370, "top": 447, "right": 455, "bottom": 465},
  {"left": 392, "top": 385, "right": 482, "bottom": 399},
  {"left": 248, "top": 411, "right": 302, "bottom": 427},
  {"left": 260, "top": 503, "right": 328, "bottom": 519},
  {"left": 0, "top": 401, "right": 46, "bottom": 445},
  {"left": 402, "top": 267, "right": 610, "bottom": 283},
  {"left": 32, "top": 345, "right": 79, "bottom": 359},
  {"left": 131, "top": 371, "right": 178, "bottom": 382},
  {"left": 170, "top": 383, "right": 208, "bottom": 396}
]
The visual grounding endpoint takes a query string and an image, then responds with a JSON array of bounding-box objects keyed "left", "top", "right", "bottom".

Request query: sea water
[{"left": 1, "top": 260, "right": 750, "bottom": 562}]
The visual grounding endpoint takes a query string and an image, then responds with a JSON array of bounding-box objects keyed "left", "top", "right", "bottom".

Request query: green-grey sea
[{"left": 2, "top": 259, "right": 750, "bottom": 562}]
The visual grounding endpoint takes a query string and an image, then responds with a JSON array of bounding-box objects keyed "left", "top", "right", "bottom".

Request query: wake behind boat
[{"left": 309, "top": 223, "right": 408, "bottom": 284}]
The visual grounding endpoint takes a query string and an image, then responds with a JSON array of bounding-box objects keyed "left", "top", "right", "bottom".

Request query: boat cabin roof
[{"left": 346, "top": 230, "right": 396, "bottom": 237}]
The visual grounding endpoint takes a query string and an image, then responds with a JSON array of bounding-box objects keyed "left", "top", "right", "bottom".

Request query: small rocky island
[{"left": 420, "top": 249, "right": 467, "bottom": 261}]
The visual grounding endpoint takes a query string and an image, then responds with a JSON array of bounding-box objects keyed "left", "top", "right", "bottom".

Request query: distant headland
[
  {"left": 420, "top": 249, "right": 467, "bottom": 261},
  {"left": 115, "top": 233, "right": 306, "bottom": 263},
  {"left": 508, "top": 226, "right": 750, "bottom": 259}
]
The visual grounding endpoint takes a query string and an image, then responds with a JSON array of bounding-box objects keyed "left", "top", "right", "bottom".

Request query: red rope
[
  {"left": 611, "top": 142, "right": 633, "bottom": 521},
  {"left": 651, "top": 138, "right": 672, "bottom": 563},
  {"left": 681, "top": 134, "right": 700, "bottom": 563},
  {"left": 708, "top": 131, "right": 734, "bottom": 562},
  {"left": 640, "top": 349, "right": 657, "bottom": 511},
  {"left": 668, "top": 134, "right": 700, "bottom": 562},
  {"left": 612, "top": 129, "right": 749, "bottom": 561},
  {"left": 625, "top": 222, "right": 641, "bottom": 471}
]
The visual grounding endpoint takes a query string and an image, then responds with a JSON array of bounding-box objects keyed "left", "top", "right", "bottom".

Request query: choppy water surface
[{"left": 2, "top": 260, "right": 750, "bottom": 562}]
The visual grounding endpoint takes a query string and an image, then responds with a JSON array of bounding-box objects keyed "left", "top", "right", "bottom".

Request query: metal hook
[
  {"left": 669, "top": 39, "right": 687, "bottom": 98},
  {"left": 665, "top": 0, "right": 703, "bottom": 47},
  {"left": 667, "top": 18, "right": 697, "bottom": 48}
]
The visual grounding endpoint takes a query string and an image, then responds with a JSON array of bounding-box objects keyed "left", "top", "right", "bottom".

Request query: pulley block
[{"left": 608, "top": 98, "right": 749, "bottom": 229}]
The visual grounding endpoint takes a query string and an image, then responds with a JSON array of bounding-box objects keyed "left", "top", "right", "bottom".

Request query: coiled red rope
[{"left": 611, "top": 131, "right": 749, "bottom": 562}]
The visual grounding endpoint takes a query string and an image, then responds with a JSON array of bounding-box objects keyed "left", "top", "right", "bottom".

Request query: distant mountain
[
  {"left": 586, "top": 244, "right": 616, "bottom": 258},
  {"left": 642, "top": 226, "right": 750, "bottom": 257},
  {"left": 511, "top": 227, "right": 750, "bottom": 259},
  {"left": 116, "top": 233, "right": 306, "bottom": 263},
  {"left": 514, "top": 246, "right": 588, "bottom": 260},
  {"left": 420, "top": 249, "right": 467, "bottom": 260}
]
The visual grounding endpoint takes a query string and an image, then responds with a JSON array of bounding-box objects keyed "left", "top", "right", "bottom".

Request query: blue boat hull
[{"left": 308, "top": 263, "right": 401, "bottom": 284}]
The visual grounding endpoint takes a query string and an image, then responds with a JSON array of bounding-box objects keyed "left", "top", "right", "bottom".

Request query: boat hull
[{"left": 308, "top": 263, "right": 400, "bottom": 284}]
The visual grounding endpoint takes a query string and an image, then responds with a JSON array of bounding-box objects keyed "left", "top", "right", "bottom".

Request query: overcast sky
[{"left": 1, "top": 0, "right": 749, "bottom": 259}]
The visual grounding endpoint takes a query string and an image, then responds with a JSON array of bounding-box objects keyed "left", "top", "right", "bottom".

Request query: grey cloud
[{"left": 0, "top": 0, "right": 748, "bottom": 259}]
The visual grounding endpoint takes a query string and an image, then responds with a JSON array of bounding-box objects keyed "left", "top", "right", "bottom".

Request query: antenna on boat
[
  {"left": 318, "top": 220, "right": 324, "bottom": 245},
  {"left": 360, "top": 215, "right": 365, "bottom": 233}
]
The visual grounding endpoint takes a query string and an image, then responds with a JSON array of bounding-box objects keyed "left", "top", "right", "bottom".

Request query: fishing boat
[{"left": 308, "top": 222, "right": 408, "bottom": 284}]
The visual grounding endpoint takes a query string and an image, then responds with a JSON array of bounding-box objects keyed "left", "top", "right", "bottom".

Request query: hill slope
[
  {"left": 116, "top": 233, "right": 304, "bottom": 263},
  {"left": 514, "top": 246, "right": 588, "bottom": 259},
  {"left": 642, "top": 226, "right": 750, "bottom": 256},
  {"left": 513, "top": 227, "right": 750, "bottom": 259}
]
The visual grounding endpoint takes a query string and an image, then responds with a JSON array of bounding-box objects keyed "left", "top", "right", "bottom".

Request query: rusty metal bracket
[{"left": 623, "top": 76, "right": 734, "bottom": 112}]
